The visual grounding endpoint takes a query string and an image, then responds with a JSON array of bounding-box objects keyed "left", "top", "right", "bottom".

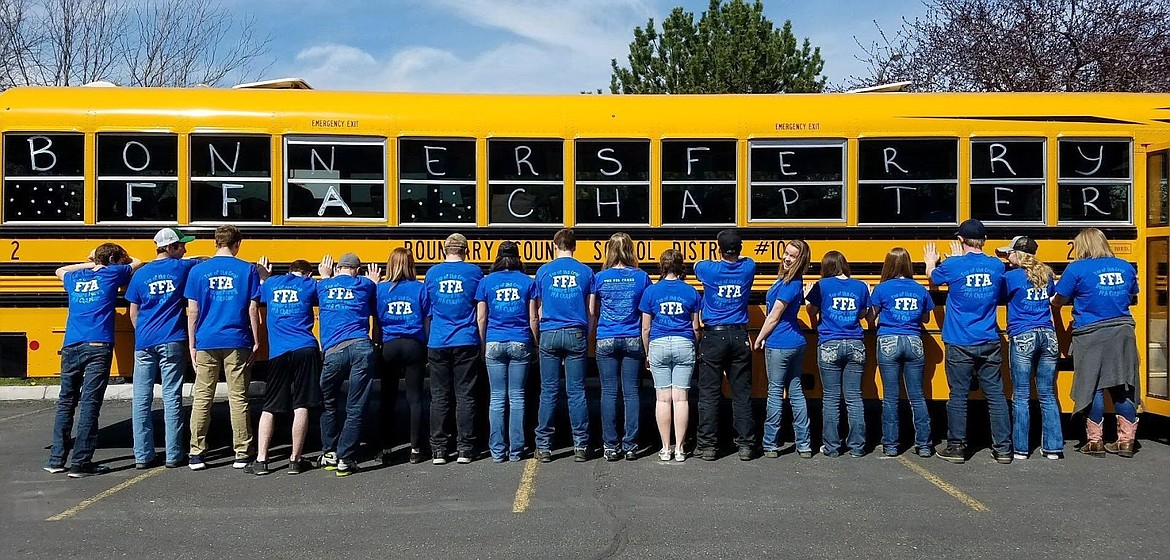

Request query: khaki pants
[{"left": 189, "top": 348, "right": 254, "bottom": 458}]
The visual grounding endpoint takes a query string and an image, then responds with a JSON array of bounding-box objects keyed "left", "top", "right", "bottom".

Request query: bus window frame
[
  {"left": 573, "top": 138, "right": 652, "bottom": 228},
  {"left": 968, "top": 136, "right": 1047, "bottom": 226},
  {"left": 188, "top": 133, "right": 273, "bottom": 226},
  {"left": 1055, "top": 136, "right": 1134, "bottom": 226},
  {"left": 397, "top": 136, "right": 477, "bottom": 227},
  {"left": 746, "top": 138, "right": 847, "bottom": 224},
  {"left": 1, "top": 131, "right": 86, "bottom": 225},
  {"left": 95, "top": 131, "right": 180, "bottom": 226},
  {"left": 485, "top": 137, "right": 565, "bottom": 227},
  {"left": 283, "top": 134, "right": 389, "bottom": 223},
  {"left": 856, "top": 135, "right": 960, "bottom": 227},
  {"left": 660, "top": 137, "right": 737, "bottom": 227}
]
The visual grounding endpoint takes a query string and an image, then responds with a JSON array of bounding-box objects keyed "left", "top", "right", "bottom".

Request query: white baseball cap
[{"left": 154, "top": 227, "right": 195, "bottom": 247}]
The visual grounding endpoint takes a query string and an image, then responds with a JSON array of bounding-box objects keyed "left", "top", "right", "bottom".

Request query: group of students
[{"left": 43, "top": 219, "right": 1142, "bottom": 478}]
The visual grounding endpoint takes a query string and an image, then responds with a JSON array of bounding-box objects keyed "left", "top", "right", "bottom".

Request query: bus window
[
  {"left": 574, "top": 139, "right": 650, "bottom": 226},
  {"left": 857, "top": 138, "right": 958, "bottom": 225},
  {"left": 285, "top": 136, "right": 386, "bottom": 221},
  {"left": 969, "top": 139, "right": 1045, "bottom": 223},
  {"left": 1057, "top": 138, "right": 1132, "bottom": 224},
  {"left": 96, "top": 133, "right": 178, "bottom": 223},
  {"left": 190, "top": 135, "right": 271, "bottom": 223},
  {"left": 748, "top": 140, "right": 844, "bottom": 222},
  {"left": 398, "top": 138, "right": 475, "bottom": 225},
  {"left": 1148, "top": 237, "right": 1169, "bottom": 398},
  {"left": 487, "top": 139, "right": 563, "bottom": 225},
  {"left": 662, "top": 139, "right": 736, "bottom": 225},
  {"left": 2, "top": 133, "right": 84, "bottom": 223},
  {"left": 1148, "top": 151, "right": 1168, "bottom": 227}
]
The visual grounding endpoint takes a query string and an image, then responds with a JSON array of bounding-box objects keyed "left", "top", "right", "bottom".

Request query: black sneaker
[
  {"left": 738, "top": 447, "right": 756, "bottom": 461},
  {"left": 287, "top": 459, "right": 312, "bottom": 475},
  {"left": 916, "top": 446, "right": 934, "bottom": 458},
  {"left": 408, "top": 449, "right": 423, "bottom": 464},
  {"left": 243, "top": 460, "right": 270, "bottom": 476},
  {"left": 135, "top": 457, "right": 162, "bottom": 470},
  {"left": 317, "top": 451, "right": 339, "bottom": 470},
  {"left": 188, "top": 455, "right": 207, "bottom": 471},
  {"left": 624, "top": 448, "right": 638, "bottom": 461},
  {"left": 936, "top": 444, "right": 967, "bottom": 464},
  {"left": 535, "top": 449, "right": 553, "bottom": 463},
  {"left": 695, "top": 447, "right": 717, "bottom": 461},
  {"left": 67, "top": 463, "right": 111, "bottom": 478},
  {"left": 573, "top": 448, "right": 589, "bottom": 462},
  {"left": 603, "top": 448, "right": 622, "bottom": 462},
  {"left": 432, "top": 453, "right": 448, "bottom": 465},
  {"left": 883, "top": 446, "right": 899, "bottom": 457},
  {"left": 335, "top": 458, "right": 357, "bottom": 477},
  {"left": 165, "top": 458, "right": 186, "bottom": 469},
  {"left": 456, "top": 451, "right": 473, "bottom": 464},
  {"left": 991, "top": 450, "right": 1014, "bottom": 465}
]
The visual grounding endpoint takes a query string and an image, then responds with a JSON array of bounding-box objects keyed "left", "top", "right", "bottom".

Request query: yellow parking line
[
  {"left": 896, "top": 456, "right": 989, "bottom": 512},
  {"left": 46, "top": 468, "right": 163, "bottom": 521},
  {"left": 511, "top": 459, "right": 539, "bottom": 513}
]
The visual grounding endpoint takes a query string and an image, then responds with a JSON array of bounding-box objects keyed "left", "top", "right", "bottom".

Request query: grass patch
[{"left": 0, "top": 377, "right": 62, "bottom": 386}]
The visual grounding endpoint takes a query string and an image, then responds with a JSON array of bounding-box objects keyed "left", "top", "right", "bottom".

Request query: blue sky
[{"left": 243, "top": 0, "right": 926, "bottom": 93}]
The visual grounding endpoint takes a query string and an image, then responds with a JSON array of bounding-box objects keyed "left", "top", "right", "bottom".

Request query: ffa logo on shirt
[
  {"left": 1025, "top": 286, "right": 1049, "bottom": 301},
  {"left": 496, "top": 287, "right": 521, "bottom": 301},
  {"left": 208, "top": 276, "right": 235, "bottom": 290},
  {"left": 894, "top": 297, "right": 919, "bottom": 311},
  {"left": 552, "top": 275, "right": 578, "bottom": 288},
  {"left": 1098, "top": 272, "right": 1125, "bottom": 286},
  {"left": 387, "top": 301, "right": 413, "bottom": 315},
  {"left": 716, "top": 285, "right": 742, "bottom": 298},
  {"left": 74, "top": 279, "right": 99, "bottom": 293},
  {"left": 327, "top": 287, "right": 355, "bottom": 300},
  {"left": 659, "top": 301, "right": 685, "bottom": 315},
  {"left": 964, "top": 274, "right": 993, "bottom": 288},
  {"left": 439, "top": 279, "right": 464, "bottom": 294},
  {"left": 147, "top": 279, "right": 176, "bottom": 295},
  {"left": 830, "top": 297, "right": 857, "bottom": 311},
  {"left": 272, "top": 289, "right": 300, "bottom": 303}
]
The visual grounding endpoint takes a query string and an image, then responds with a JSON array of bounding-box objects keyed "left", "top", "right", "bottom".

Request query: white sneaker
[
  {"left": 318, "top": 451, "right": 339, "bottom": 470},
  {"left": 1012, "top": 452, "right": 1028, "bottom": 461},
  {"left": 674, "top": 447, "right": 687, "bottom": 462},
  {"left": 658, "top": 448, "right": 673, "bottom": 461},
  {"left": 432, "top": 455, "right": 448, "bottom": 465}
]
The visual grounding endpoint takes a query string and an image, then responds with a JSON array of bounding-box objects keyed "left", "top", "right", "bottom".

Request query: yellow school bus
[{"left": 1, "top": 84, "right": 1168, "bottom": 416}]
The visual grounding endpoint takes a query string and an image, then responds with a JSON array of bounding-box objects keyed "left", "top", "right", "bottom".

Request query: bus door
[{"left": 1144, "top": 144, "right": 1170, "bottom": 415}]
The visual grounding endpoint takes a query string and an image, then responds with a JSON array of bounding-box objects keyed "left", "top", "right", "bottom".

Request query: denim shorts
[{"left": 648, "top": 336, "right": 695, "bottom": 389}]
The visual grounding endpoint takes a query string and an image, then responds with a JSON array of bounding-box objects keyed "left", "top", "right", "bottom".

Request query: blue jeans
[
  {"left": 1009, "top": 328, "right": 1063, "bottom": 454},
  {"left": 485, "top": 341, "right": 531, "bottom": 460},
  {"left": 48, "top": 343, "right": 113, "bottom": 468},
  {"left": 876, "top": 335, "right": 931, "bottom": 451},
  {"left": 536, "top": 327, "right": 589, "bottom": 450},
  {"left": 320, "top": 338, "right": 376, "bottom": 461},
  {"left": 595, "top": 336, "right": 643, "bottom": 452},
  {"left": 818, "top": 339, "right": 866, "bottom": 456},
  {"left": 944, "top": 341, "right": 1011, "bottom": 454},
  {"left": 1088, "top": 387, "right": 1138, "bottom": 423},
  {"left": 763, "top": 346, "right": 811, "bottom": 452},
  {"left": 132, "top": 341, "right": 187, "bottom": 464}
]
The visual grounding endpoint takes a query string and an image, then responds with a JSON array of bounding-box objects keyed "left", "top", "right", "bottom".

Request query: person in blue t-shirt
[
  {"left": 424, "top": 233, "right": 484, "bottom": 465},
  {"left": 589, "top": 233, "right": 652, "bottom": 461},
  {"left": 996, "top": 236, "right": 1063, "bottom": 461},
  {"left": 125, "top": 227, "right": 197, "bottom": 470},
  {"left": 925, "top": 218, "right": 1011, "bottom": 464},
  {"left": 475, "top": 241, "right": 538, "bottom": 463},
  {"left": 639, "top": 249, "right": 701, "bottom": 462},
  {"left": 46, "top": 243, "right": 142, "bottom": 477},
  {"left": 316, "top": 252, "right": 380, "bottom": 477},
  {"left": 693, "top": 229, "right": 757, "bottom": 460},
  {"left": 375, "top": 247, "right": 431, "bottom": 465},
  {"left": 870, "top": 247, "right": 935, "bottom": 458},
  {"left": 183, "top": 225, "right": 261, "bottom": 472},
  {"left": 1052, "top": 227, "right": 1141, "bottom": 458},
  {"left": 807, "top": 251, "right": 871, "bottom": 458},
  {"left": 534, "top": 228, "right": 595, "bottom": 462},
  {"left": 754, "top": 239, "right": 813, "bottom": 459},
  {"left": 249, "top": 258, "right": 321, "bottom": 476}
]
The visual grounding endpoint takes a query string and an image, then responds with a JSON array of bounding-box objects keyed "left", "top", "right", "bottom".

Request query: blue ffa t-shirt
[
  {"left": 261, "top": 273, "right": 319, "bottom": 358},
  {"left": 1055, "top": 257, "right": 1138, "bottom": 328},
  {"left": 183, "top": 256, "right": 261, "bottom": 351},
  {"left": 535, "top": 257, "right": 594, "bottom": 331},
  {"left": 475, "top": 270, "right": 537, "bottom": 343},
  {"left": 125, "top": 258, "right": 197, "bottom": 350},
  {"left": 870, "top": 277, "right": 934, "bottom": 337},
  {"left": 591, "top": 267, "right": 652, "bottom": 339},
  {"left": 694, "top": 258, "right": 756, "bottom": 326},
  {"left": 930, "top": 252, "right": 1005, "bottom": 345},
  {"left": 316, "top": 274, "right": 377, "bottom": 351},
  {"left": 1000, "top": 269, "right": 1055, "bottom": 336},
  {"left": 377, "top": 279, "right": 430, "bottom": 343},
  {"left": 638, "top": 278, "right": 702, "bottom": 340},
  {"left": 764, "top": 277, "right": 806, "bottom": 349},
  {"left": 62, "top": 264, "right": 133, "bottom": 347},
  {"left": 807, "top": 277, "right": 870, "bottom": 342},
  {"left": 425, "top": 261, "right": 484, "bottom": 348}
]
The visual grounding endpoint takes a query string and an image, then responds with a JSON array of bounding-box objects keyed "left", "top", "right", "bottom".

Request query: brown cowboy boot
[
  {"left": 1104, "top": 417, "right": 1138, "bottom": 458},
  {"left": 1079, "top": 418, "right": 1106, "bottom": 457}
]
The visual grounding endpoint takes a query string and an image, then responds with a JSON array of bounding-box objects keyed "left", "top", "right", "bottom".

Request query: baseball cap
[
  {"left": 445, "top": 233, "right": 468, "bottom": 250},
  {"left": 996, "top": 236, "right": 1039, "bottom": 256},
  {"left": 154, "top": 227, "right": 195, "bottom": 247},
  {"left": 717, "top": 229, "right": 742, "bottom": 256},
  {"left": 498, "top": 241, "right": 520, "bottom": 258},
  {"left": 955, "top": 219, "right": 986, "bottom": 240},
  {"left": 337, "top": 252, "right": 361, "bottom": 268}
]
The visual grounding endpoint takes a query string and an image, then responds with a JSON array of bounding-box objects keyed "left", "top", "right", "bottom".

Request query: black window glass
[
  {"left": 287, "top": 183, "right": 384, "bottom": 219},
  {"left": 750, "top": 145, "right": 843, "bottom": 182},
  {"left": 191, "top": 136, "right": 271, "bottom": 178},
  {"left": 3, "top": 181, "right": 83, "bottom": 221},
  {"left": 859, "top": 139, "right": 957, "bottom": 180},
  {"left": 575, "top": 184, "right": 649, "bottom": 224},
  {"left": 662, "top": 141, "right": 735, "bottom": 181},
  {"left": 970, "top": 183, "right": 1044, "bottom": 222},
  {"left": 971, "top": 140, "right": 1044, "bottom": 179},
  {"left": 399, "top": 139, "right": 475, "bottom": 180},
  {"left": 399, "top": 183, "right": 476, "bottom": 223},
  {"left": 4, "top": 133, "right": 84, "bottom": 177},
  {"left": 488, "top": 184, "right": 563, "bottom": 224},
  {"left": 286, "top": 143, "right": 383, "bottom": 180},
  {"left": 192, "top": 181, "right": 271, "bottom": 222},
  {"left": 750, "top": 185, "right": 843, "bottom": 220},
  {"left": 857, "top": 183, "right": 956, "bottom": 223},
  {"left": 575, "top": 141, "right": 650, "bottom": 182},
  {"left": 662, "top": 184, "right": 735, "bottom": 224},
  {"left": 1059, "top": 140, "right": 1130, "bottom": 179},
  {"left": 97, "top": 134, "right": 178, "bottom": 177},
  {"left": 97, "top": 180, "right": 178, "bottom": 221},
  {"left": 1058, "top": 183, "right": 1130, "bottom": 222},
  {"left": 488, "top": 140, "right": 563, "bottom": 181}
]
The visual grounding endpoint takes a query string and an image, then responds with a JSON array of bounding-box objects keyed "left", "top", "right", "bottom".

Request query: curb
[{"left": 0, "top": 381, "right": 268, "bottom": 401}]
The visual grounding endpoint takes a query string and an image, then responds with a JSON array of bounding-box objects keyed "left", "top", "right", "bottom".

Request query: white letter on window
[
  {"left": 778, "top": 151, "right": 797, "bottom": 176},
  {"left": 27, "top": 136, "right": 57, "bottom": 171},
  {"left": 780, "top": 187, "right": 799, "bottom": 214},
  {"left": 424, "top": 145, "right": 447, "bottom": 176},
  {"left": 317, "top": 185, "right": 353, "bottom": 216},
  {"left": 310, "top": 147, "right": 335, "bottom": 171},
  {"left": 686, "top": 147, "right": 709, "bottom": 176},
  {"left": 989, "top": 143, "right": 1017, "bottom": 176},
  {"left": 209, "top": 142, "right": 241, "bottom": 174},
  {"left": 681, "top": 188, "right": 702, "bottom": 219},
  {"left": 884, "top": 185, "right": 916, "bottom": 214},
  {"left": 597, "top": 148, "right": 622, "bottom": 177},
  {"left": 126, "top": 182, "right": 157, "bottom": 217},
  {"left": 596, "top": 187, "right": 621, "bottom": 217},
  {"left": 1075, "top": 145, "right": 1105, "bottom": 176},
  {"left": 123, "top": 141, "right": 151, "bottom": 172},
  {"left": 221, "top": 183, "right": 243, "bottom": 217},
  {"left": 994, "top": 186, "right": 1014, "bottom": 216},
  {"left": 507, "top": 187, "right": 533, "bottom": 218},
  {"left": 883, "top": 147, "right": 909, "bottom": 174},
  {"left": 1082, "top": 186, "right": 1108, "bottom": 215},
  {"left": 515, "top": 145, "right": 537, "bottom": 176}
]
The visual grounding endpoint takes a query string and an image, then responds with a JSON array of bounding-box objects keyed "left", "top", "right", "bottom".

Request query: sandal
[{"left": 658, "top": 447, "right": 673, "bottom": 461}]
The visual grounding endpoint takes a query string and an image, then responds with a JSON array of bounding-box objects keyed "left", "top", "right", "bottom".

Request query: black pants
[
  {"left": 428, "top": 345, "right": 480, "bottom": 454},
  {"left": 696, "top": 327, "right": 756, "bottom": 450},
  {"left": 380, "top": 338, "right": 427, "bottom": 451}
]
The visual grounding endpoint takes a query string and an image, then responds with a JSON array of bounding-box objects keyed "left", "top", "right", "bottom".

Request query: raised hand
[
  {"left": 256, "top": 256, "right": 273, "bottom": 281},
  {"left": 318, "top": 255, "right": 334, "bottom": 279},
  {"left": 949, "top": 240, "right": 963, "bottom": 257},
  {"left": 365, "top": 262, "right": 382, "bottom": 283},
  {"left": 924, "top": 242, "right": 939, "bottom": 265}
]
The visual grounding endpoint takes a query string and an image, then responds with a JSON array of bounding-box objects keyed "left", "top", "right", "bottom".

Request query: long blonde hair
[
  {"left": 780, "top": 240, "right": 810, "bottom": 284},
  {"left": 385, "top": 248, "right": 416, "bottom": 282},
  {"left": 1017, "top": 252, "right": 1054, "bottom": 290},
  {"left": 879, "top": 247, "right": 914, "bottom": 282},
  {"left": 1072, "top": 227, "right": 1115, "bottom": 260},
  {"left": 603, "top": 232, "right": 638, "bottom": 269}
]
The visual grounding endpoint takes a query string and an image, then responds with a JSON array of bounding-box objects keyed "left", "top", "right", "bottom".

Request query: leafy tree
[
  {"left": 610, "top": 0, "right": 826, "bottom": 94},
  {"left": 848, "top": 0, "right": 1170, "bottom": 92}
]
